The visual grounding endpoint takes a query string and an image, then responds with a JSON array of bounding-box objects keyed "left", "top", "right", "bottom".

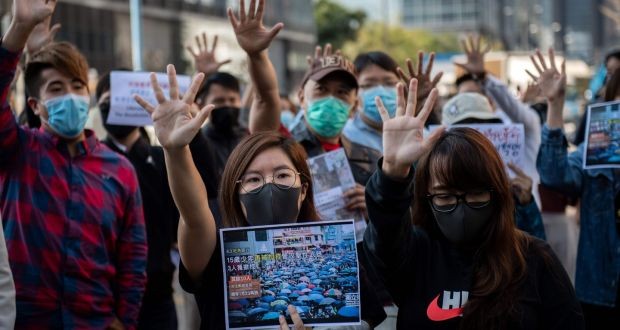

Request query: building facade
[{"left": 0, "top": 0, "right": 316, "bottom": 93}]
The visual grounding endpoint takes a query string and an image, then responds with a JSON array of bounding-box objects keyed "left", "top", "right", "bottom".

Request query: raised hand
[
  {"left": 4, "top": 0, "right": 58, "bottom": 52},
  {"left": 526, "top": 48, "right": 566, "bottom": 102},
  {"left": 397, "top": 51, "right": 443, "bottom": 104},
  {"left": 508, "top": 163, "right": 533, "bottom": 205},
  {"left": 455, "top": 34, "right": 491, "bottom": 75},
  {"left": 134, "top": 65, "right": 214, "bottom": 149},
  {"left": 376, "top": 79, "right": 445, "bottom": 178},
  {"left": 26, "top": 15, "right": 61, "bottom": 55},
  {"left": 227, "top": 0, "right": 283, "bottom": 56},
  {"left": 12, "top": 0, "right": 57, "bottom": 28},
  {"left": 186, "top": 32, "right": 232, "bottom": 76}
]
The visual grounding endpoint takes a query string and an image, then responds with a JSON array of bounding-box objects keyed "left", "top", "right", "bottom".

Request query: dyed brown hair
[
  {"left": 219, "top": 131, "right": 320, "bottom": 227},
  {"left": 24, "top": 42, "right": 89, "bottom": 98},
  {"left": 412, "top": 127, "right": 530, "bottom": 329}
]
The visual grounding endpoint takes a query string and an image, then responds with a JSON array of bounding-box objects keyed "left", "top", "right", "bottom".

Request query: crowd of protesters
[{"left": 1, "top": 0, "right": 619, "bottom": 329}]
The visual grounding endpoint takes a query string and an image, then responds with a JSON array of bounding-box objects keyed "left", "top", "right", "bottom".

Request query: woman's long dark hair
[
  {"left": 219, "top": 131, "right": 320, "bottom": 228},
  {"left": 412, "top": 127, "right": 530, "bottom": 329}
]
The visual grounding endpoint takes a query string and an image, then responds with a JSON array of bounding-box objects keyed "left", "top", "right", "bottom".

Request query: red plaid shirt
[{"left": 0, "top": 46, "right": 147, "bottom": 329}]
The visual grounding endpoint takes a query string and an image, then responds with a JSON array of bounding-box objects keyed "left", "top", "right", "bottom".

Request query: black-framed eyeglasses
[
  {"left": 236, "top": 168, "right": 301, "bottom": 194},
  {"left": 426, "top": 190, "right": 493, "bottom": 213}
]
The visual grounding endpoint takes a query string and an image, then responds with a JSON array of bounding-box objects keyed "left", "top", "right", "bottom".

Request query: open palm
[
  {"left": 397, "top": 51, "right": 443, "bottom": 104},
  {"left": 186, "top": 32, "right": 231, "bottom": 76},
  {"left": 455, "top": 34, "right": 490, "bottom": 75},
  {"left": 13, "top": 0, "right": 57, "bottom": 28},
  {"left": 134, "top": 65, "right": 214, "bottom": 149},
  {"left": 377, "top": 79, "right": 445, "bottom": 175},
  {"left": 227, "top": 0, "right": 283, "bottom": 56},
  {"left": 526, "top": 48, "right": 566, "bottom": 101}
]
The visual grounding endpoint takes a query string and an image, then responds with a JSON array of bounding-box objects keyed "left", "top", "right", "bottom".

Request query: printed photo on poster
[
  {"left": 220, "top": 220, "right": 362, "bottom": 329},
  {"left": 583, "top": 101, "right": 620, "bottom": 169},
  {"left": 307, "top": 149, "right": 366, "bottom": 241},
  {"left": 107, "top": 71, "right": 191, "bottom": 126}
]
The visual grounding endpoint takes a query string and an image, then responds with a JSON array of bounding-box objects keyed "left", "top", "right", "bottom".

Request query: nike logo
[{"left": 426, "top": 293, "right": 465, "bottom": 321}]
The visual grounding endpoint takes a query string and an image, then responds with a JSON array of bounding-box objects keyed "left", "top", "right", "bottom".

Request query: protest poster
[
  {"left": 307, "top": 149, "right": 367, "bottom": 242},
  {"left": 220, "top": 220, "right": 362, "bottom": 329},
  {"left": 107, "top": 71, "right": 191, "bottom": 126},
  {"left": 583, "top": 100, "right": 620, "bottom": 169},
  {"left": 429, "top": 123, "right": 525, "bottom": 171}
]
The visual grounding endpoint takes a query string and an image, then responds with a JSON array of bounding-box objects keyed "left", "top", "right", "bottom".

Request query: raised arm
[
  {"left": 134, "top": 65, "right": 216, "bottom": 281},
  {"left": 528, "top": 49, "right": 583, "bottom": 195},
  {"left": 228, "top": 0, "right": 283, "bottom": 132},
  {"left": 364, "top": 79, "right": 444, "bottom": 303},
  {"left": 0, "top": 0, "right": 57, "bottom": 169}
]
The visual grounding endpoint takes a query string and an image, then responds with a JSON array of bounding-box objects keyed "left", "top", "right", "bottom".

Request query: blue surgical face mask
[
  {"left": 360, "top": 85, "right": 397, "bottom": 124},
  {"left": 305, "top": 96, "right": 351, "bottom": 138},
  {"left": 280, "top": 109, "right": 295, "bottom": 129},
  {"left": 43, "top": 93, "right": 90, "bottom": 138}
]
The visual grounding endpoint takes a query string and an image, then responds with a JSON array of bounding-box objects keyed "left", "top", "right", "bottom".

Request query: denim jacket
[{"left": 537, "top": 125, "right": 620, "bottom": 307}]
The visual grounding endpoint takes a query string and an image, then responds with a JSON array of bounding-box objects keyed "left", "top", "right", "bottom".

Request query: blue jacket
[{"left": 537, "top": 125, "right": 620, "bottom": 307}]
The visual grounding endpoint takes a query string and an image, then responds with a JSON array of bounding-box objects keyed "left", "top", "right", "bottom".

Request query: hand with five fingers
[
  {"left": 397, "top": 51, "right": 443, "bottom": 105},
  {"left": 186, "top": 32, "right": 232, "bottom": 77},
  {"left": 4, "top": 0, "right": 59, "bottom": 52},
  {"left": 455, "top": 34, "right": 491, "bottom": 75},
  {"left": 525, "top": 48, "right": 566, "bottom": 128},
  {"left": 375, "top": 79, "right": 445, "bottom": 179},
  {"left": 525, "top": 48, "right": 566, "bottom": 103},
  {"left": 134, "top": 65, "right": 214, "bottom": 149},
  {"left": 227, "top": 0, "right": 283, "bottom": 57}
]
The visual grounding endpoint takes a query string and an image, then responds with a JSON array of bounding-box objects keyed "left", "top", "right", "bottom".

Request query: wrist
[
  {"left": 2, "top": 22, "right": 35, "bottom": 52},
  {"left": 382, "top": 161, "right": 411, "bottom": 179},
  {"left": 247, "top": 50, "right": 268, "bottom": 61}
]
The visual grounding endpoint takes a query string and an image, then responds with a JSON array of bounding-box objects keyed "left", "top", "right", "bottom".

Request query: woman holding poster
[{"left": 363, "top": 77, "right": 584, "bottom": 329}]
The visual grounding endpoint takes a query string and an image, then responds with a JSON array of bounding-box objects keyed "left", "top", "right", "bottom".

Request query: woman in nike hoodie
[{"left": 363, "top": 78, "right": 584, "bottom": 329}]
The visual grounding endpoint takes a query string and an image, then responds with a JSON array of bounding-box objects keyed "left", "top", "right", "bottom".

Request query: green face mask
[{"left": 305, "top": 96, "right": 351, "bottom": 138}]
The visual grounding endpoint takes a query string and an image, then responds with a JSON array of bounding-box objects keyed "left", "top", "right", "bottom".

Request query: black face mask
[
  {"left": 239, "top": 183, "right": 302, "bottom": 226},
  {"left": 209, "top": 106, "right": 240, "bottom": 134},
  {"left": 99, "top": 102, "right": 137, "bottom": 139},
  {"left": 431, "top": 202, "right": 493, "bottom": 245}
]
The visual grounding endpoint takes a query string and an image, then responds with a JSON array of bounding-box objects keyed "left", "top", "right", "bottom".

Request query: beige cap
[{"left": 441, "top": 93, "right": 499, "bottom": 126}]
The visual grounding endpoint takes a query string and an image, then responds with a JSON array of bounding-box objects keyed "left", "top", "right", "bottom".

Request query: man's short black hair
[
  {"left": 196, "top": 72, "right": 241, "bottom": 101},
  {"left": 605, "top": 49, "right": 620, "bottom": 65},
  {"left": 455, "top": 73, "right": 477, "bottom": 88},
  {"left": 353, "top": 51, "right": 398, "bottom": 76}
]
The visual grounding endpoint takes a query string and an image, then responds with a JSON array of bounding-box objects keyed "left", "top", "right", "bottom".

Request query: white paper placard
[{"left": 107, "top": 71, "right": 191, "bottom": 126}]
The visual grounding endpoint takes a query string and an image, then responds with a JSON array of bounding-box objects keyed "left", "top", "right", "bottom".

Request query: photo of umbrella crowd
[{"left": 220, "top": 221, "right": 361, "bottom": 329}]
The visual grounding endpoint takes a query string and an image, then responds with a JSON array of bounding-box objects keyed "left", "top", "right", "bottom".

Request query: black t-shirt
[{"left": 363, "top": 166, "right": 585, "bottom": 330}]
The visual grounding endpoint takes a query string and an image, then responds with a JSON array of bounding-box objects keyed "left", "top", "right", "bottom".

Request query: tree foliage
[
  {"left": 342, "top": 22, "right": 461, "bottom": 66},
  {"left": 314, "top": 0, "right": 367, "bottom": 49}
]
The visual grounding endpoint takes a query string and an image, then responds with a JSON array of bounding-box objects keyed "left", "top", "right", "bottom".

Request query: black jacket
[{"left": 363, "top": 162, "right": 584, "bottom": 329}]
